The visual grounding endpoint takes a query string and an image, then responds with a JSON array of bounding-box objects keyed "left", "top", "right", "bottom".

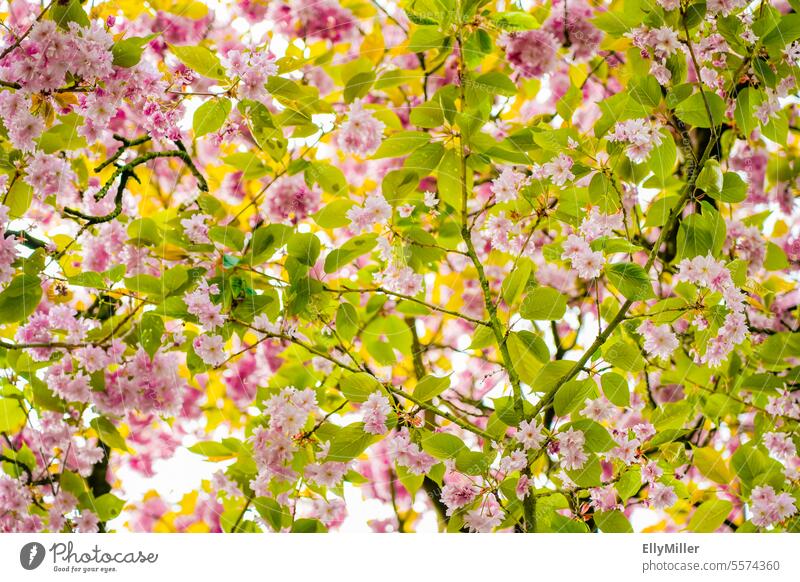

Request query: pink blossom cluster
[
  {"left": 0, "top": 20, "right": 113, "bottom": 93},
  {"left": 375, "top": 263, "right": 423, "bottom": 296},
  {"left": 337, "top": 99, "right": 385, "bottom": 158},
  {"left": 362, "top": 391, "right": 392, "bottom": 435},
  {"left": 0, "top": 91, "right": 43, "bottom": 152},
  {"left": 193, "top": 334, "right": 227, "bottom": 367},
  {"left": 764, "top": 431, "right": 797, "bottom": 461},
  {"left": 674, "top": 254, "right": 748, "bottom": 366},
  {"left": 490, "top": 167, "right": 529, "bottom": 203},
  {"left": 542, "top": 0, "right": 603, "bottom": 63},
  {"left": 305, "top": 460, "right": 349, "bottom": 488},
  {"left": 222, "top": 48, "right": 277, "bottom": 104},
  {"left": 0, "top": 204, "right": 17, "bottom": 285},
  {"left": 765, "top": 390, "right": 800, "bottom": 420},
  {"left": 556, "top": 427, "right": 587, "bottom": 470},
  {"left": 185, "top": 280, "right": 226, "bottom": 330},
  {"left": 248, "top": 387, "right": 317, "bottom": 493},
  {"left": 440, "top": 472, "right": 479, "bottom": 516},
  {"left": 561, "top": 234, "right": 605, "bottom": 279},
  {"left": 96, "top": 348, "right": 186, "bottom": 414},
  {"left": 628, "top": 24, "right": 682, "bottom": 85},
  {"left": 263, "top": 174, "right": 321, "bottom": 224},
  {"left": 346, "top": 192, "right": 392, "bottom": 234},
  {"left": 16, "top": 305, "right": 89, "bottom": 361},
  {"left": 463, "top": 498, "right": 505, "bottom": 532},
  {"left": 750, "top": 485, "right": 797, "bottom": 528},
  {"left": 649, "top": 482, "right": 678, "bottom": 510},
  {"left": 514, "top": 419, "right": 545, "bottom": 451},
  {"left": 385, "top": 428, "right": 437, "bottom": 475},
  {"left": 607, "top": 118, "right": 665, "bottom": 163},
  {"left": 267, "top": 0, "right": 355, "bottom": 43},
  {"left": 180, "top": 213, "right": 212, "bottom": 244},
  {"left": 724, "top": 220, "right": 765, "bottom": 273},
  {"left": 533, "top": 153, "right": 575, "bottom": 187},
  {"left": 589, "top": 483, "right": 619, "bottom": 512},
  {"left": 24, "top": 152, "right": 77, "bottom": 203},
  {"left": 499, "top": 29, "right": 558, "bottom": 79},
  {"left": 579, "top": 207, "right": 624, "bottom": 241},
  {"left": 637, "top": 320, "right": 679, "bottom": 361}
]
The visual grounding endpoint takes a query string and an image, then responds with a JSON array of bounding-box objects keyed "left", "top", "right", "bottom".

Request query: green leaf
[
  {"left": 239, "top": 100, "right": 287, "bottom": 162},
  {"left": 286, "top": 233, "right": 321, "bottom": 266},
  {"left": 491, "top": 11, "right": 538, "bottom": 30},
  {"left": 90, "top": 417, "right": 129, "bottom": 452},
  {"left": 762, "top": 13, "right": 800, "bottom": 48},
  {"left": 554, "top": 379, "right": 595, "bottom": 417},
  {"left": 413, "top": 375, "right": 451, "bottom": 401},
  {"left": 209, "top": 225, "right": 246, "bottom": 251},
  {"left": 335, "top": 303, "right": 359, "bottom": 342},
  {"left": 324, "top": 234, "right": 378, "bottom": 273},
  {"left": 193, "top": 98, "right": 232, "bottom": 137},
  {"left": 254, "top": 497, "right": 286, "bottom": 531},
  {"left": 688, "top": 499, "right": 732, "bottom": 532},
  {"left": 382, "top": 168, "right": 419, "bottom": 206},
  {"left": 696, "top": 159, "right": 723, "bottom": 194},
  {"left": 247, "top": 224, "right": 293, "bottom": 264},
  {"left": 5, "top": 180, "right": 32, "bottom": 219},
  {"left": 94, "top": 493, "right": 125, "bottom": 521},
  {"left": 564, "top": 419, "right": 615, "bottom": 452},
  {"left": 649, "top": 133, "right": 677, "bottom": 180},
  {"left": 520, "top": 287, "right": 567, "bottom": 320},
  {"left": 0, "top": 274, "right": 42, "bottom": 323},
  {"left": 410, "top": 100, "right": 444, "bottom": 128},
  {"left": 0, "top": 398, "right": 25, "bottom": 433},
  {"left": 112, "top": 35, "right": 157, "bottom": 67},
  {"left": 68, "top": 272, "right": 106, "bottom": 289},
  {"left": 420, "top": 432, "right": 467, "bottom": 459},
  {"left": 327, "top": 423, "right": 375, "bottom": 462},
  {"left": 601, "top": 372, "right": 630, "bottom": 407},
  {"left": 170, "top": 44, "right": 228, "bottom": 81},
  {"left": 407, "top": 26, "right": 447, "bottom": 52},
  {"left": 508, "top": 330, "right": 550, "bottom": 364},
  {"left": 475, "top": 72, "right": 517, "bottom": 97},
  {"left": 734, "top": 87, "right": 762, "bottom": 137},
  {"left": 188, "top": 441, "right": 235, "bottom": 457},
  {"left": 645, "top": 196, "right": 679, "bottom": 227},
  {"left": 306, "top": 162, "right": 347, "bottom": 195},
  {"left": 50, "top": 0, "right": 90, "bottom": 29},
  {"left": 138, "top": 312, "right": 165, "bottom": 358},
  {"left": 290, "top": 518, "right": 326, "bottom": 533},
  {"left": 566, "top": 454, "right": 602, "bottom": 487},
  {"left": 312, "top": 199, "right": 356, "bottom": 228},
  {"left": 594, "top": 510, "right": 633, "bottom": 533},
  {"left": 764, "top": 242, "right": 789, "bottom": 271},
  {"left": 677, "top": 201, "right": 726, "bottom": 259},
  {"left": 501, "top": 259, "right": 532, "bottom": 305},
  {"left": 692, "top": 446, "right": 734, "bottom": 484},
  {"left": 340, "top": 372, "right": 382, "bottom": 403},
  {"left": 222, "top": 152, "right": 269, "bottom": 179},
  {"left": 710, "top": 172, "right": 747, "bottom": 203},
  {"left": 437, "top": 149, "right": 462, "bottom": 211},
  {"left": 674, "top": 91, "right": 725, "bottom": 128},
  {"left": 373, "top": 131, "right": 431, "bottom": 159},
  {"left": 603, "top": 340, "right": 644, "bottom": 372},
  {"left": 343, "top": 71, "right": 376, "bottom": 103},
  {"left": 38, "top": 113, "right": 88, "bottom": 153},
  {"left": 605, "top": 262, "right": 654, "bottom": 300},
  {"left": 532, "top": 360, "right": 576, "bottom": 394}
]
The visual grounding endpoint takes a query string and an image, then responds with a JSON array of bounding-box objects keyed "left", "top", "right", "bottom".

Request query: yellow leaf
[{"left": 360, "top": 25, "right": 384, "bottom": 66}]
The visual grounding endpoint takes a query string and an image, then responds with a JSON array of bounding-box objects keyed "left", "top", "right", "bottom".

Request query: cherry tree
[{"left": 0, "top": 0, "right": 798, "bottom": 534}]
